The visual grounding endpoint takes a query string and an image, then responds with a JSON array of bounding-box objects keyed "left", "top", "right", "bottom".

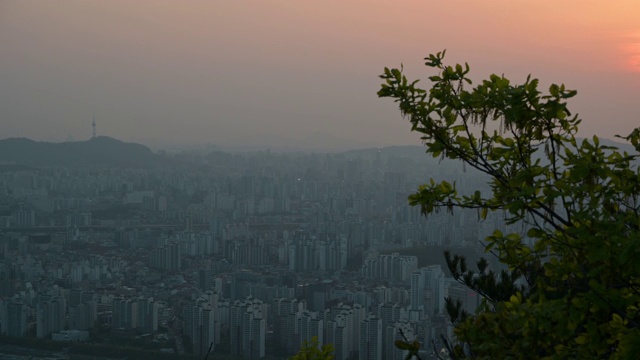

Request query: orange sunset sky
[{"left": 1, "top": 1, "right": 638, "bottom": 149}]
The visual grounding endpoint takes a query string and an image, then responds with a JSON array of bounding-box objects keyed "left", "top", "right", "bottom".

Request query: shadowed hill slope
[{"left": 0, "top": 136, "right": 165, "bottom": 168}]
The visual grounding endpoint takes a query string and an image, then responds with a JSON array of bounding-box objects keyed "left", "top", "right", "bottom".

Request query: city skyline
[
  {"left": 0, "top": 143, "right": 486, "bottom": 359},
  {"left": 1, "top": 3, "right": 638, "bottom": 356}
]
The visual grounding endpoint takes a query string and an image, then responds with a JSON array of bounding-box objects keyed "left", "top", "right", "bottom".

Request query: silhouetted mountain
[
  {"left": 0, "top": 136, "right": 165, "bottom": 167},
  {"left": 343, "top": 137, "right": 638, "bottom": 165}
]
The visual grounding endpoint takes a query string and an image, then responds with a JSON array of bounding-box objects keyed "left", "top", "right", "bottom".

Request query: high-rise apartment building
[{"left": 359, "top": 315, "right": 382, "bottom": 360}]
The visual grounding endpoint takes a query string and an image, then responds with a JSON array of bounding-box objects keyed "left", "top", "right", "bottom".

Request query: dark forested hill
[{"left": 0, "top": 136, "right": 165, "bottom": 167}]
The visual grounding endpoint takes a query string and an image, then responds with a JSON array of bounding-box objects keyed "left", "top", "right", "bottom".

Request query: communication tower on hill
[{"left": 92, "top": 113, "right": 97, "bottom": 139}]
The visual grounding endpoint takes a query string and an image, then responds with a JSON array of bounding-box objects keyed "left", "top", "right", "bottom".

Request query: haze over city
[
  {"left": 1, "top": 0, "right": 639, "bottom": 150},
  {"left": 2, "top": 2, "right": 640, "bottom": 360}
]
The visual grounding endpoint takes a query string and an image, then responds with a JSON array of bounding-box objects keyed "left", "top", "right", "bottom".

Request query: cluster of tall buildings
[
  {"left": 0, "top": 298, "right": 28, "bottom": 337},
  {"left": 112, "top": 296, "right": 159, "bottom": 334},
  {"left": 410, "top": 265, "right": 446, "bottom": 315},
  {"left": 287, "top": 233, "right": 348, "bottom": 273},
  {"left": 229, "top": 297, "right": 267, "bottom": 359},
  {"left": 183, "top": 295, "right": 218, "bottom": 356},
  {"left": 36, "top": 293, "right": 66, "bottom": 338},
  {"left": 0, "top": 285, "right": 161, "bottom": 341},
  {"left": 68, "top": 289, "right": 98, "bottom": 331},
  {"left": 361, "top": 250, "right": 419, "bottom": 282},
  {"left": 148, "top": 243, "right": 182, "bottom": 271},
  {"left": 177, "top": 292, "right": 427, "bottom": 360},
  {"left": 0, "top": 146, "right": 526, "bottom": 359},
  {"left": 165, "top": 259, "right": 475, "bottom": 360}
]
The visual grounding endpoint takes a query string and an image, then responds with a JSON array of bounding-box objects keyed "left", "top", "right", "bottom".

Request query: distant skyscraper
[
  {"left": 198, "top": 268, "right": 215, "bottom": 292},
  {"left": 386, "top": 322, "right": 415, "bottom": 360},
  {"left": 37, "top": 296, "right": 66, "bottom": 338},
  {"left": 2, "top": 300, "right": 28, "bottom": 337},
  {"left": 230, "top": 298, "right": 266, "bottom": 359},
  {"left": 112, "top": 297, "right": 138, "bottom": 330},
  {"left": 424, "top": 265, "right": 446, "bottom": 315},
  {"left": 183, "top": 299, "right": 215, "bottom": 356},
  {"left": 410, "top": 271, "right": 425, "bottom": 311},
  {"left": 359, "top": 315, "right": 382, "bottom": 360}
]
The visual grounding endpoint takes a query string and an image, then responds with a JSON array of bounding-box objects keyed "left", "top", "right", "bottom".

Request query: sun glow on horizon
[
  {"left": 1, "top": 0, "right": 639, "bottom": 144},
  {"left": 620, "top": 32, "right": 640, "bottom": 73}
]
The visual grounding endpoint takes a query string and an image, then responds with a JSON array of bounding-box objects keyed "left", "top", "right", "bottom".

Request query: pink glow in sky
[
  {"left": 620, "top": 32, "right": 640, "bottom": 73},
  {"left": 0, "top": 0, "right": 638, "bottom": 149}
]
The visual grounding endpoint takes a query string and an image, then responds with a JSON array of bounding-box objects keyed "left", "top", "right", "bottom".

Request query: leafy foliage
[
  {"left": 379, "top": 51, "right": 640, "bottom": 359},
  {"left": 395, "top": 329, "right": 422, "bottom": 360},
  {"left": 289, "top": 336, "right": 335, "bottom": 360}
]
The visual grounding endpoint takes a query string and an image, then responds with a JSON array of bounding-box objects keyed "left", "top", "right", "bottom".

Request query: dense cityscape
[
  {"left": 2, "top": 1, "right": 638, "bottom": 358},
  {"left": 0, "top": 136, "right": 523, "bottom": 359}
]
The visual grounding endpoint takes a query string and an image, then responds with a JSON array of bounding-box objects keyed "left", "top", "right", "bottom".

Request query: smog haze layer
[{"left": 1, "top": 1, "right": 639, "bottom": 150}]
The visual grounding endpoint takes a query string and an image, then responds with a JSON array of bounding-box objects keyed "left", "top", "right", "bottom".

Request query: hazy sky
[{"left": 1, "top": 1, "right": 639, "bottom": 149}]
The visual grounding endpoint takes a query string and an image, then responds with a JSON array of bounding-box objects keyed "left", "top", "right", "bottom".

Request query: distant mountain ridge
[
  {"left": 210, "top": 131, "right": 390, "bottom": 153},
  {"left": 0, "top": 136, "right": 163, "bottom": 167},
  {"left": 0, "top": 135, "right": 635, "bottom": 168}
]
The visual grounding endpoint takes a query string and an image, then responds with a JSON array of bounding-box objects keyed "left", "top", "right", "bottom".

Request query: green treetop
[
  {"left": 378, "top": 51, "right": 640, "bottom": 359},
  {"left": 289, "top": 337, "right": 334, "bottom": 360}
]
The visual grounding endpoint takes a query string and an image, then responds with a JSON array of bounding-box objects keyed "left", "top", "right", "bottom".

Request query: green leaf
[{"left": 379, "top": 52, "right": 640, "bottom": 359}]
